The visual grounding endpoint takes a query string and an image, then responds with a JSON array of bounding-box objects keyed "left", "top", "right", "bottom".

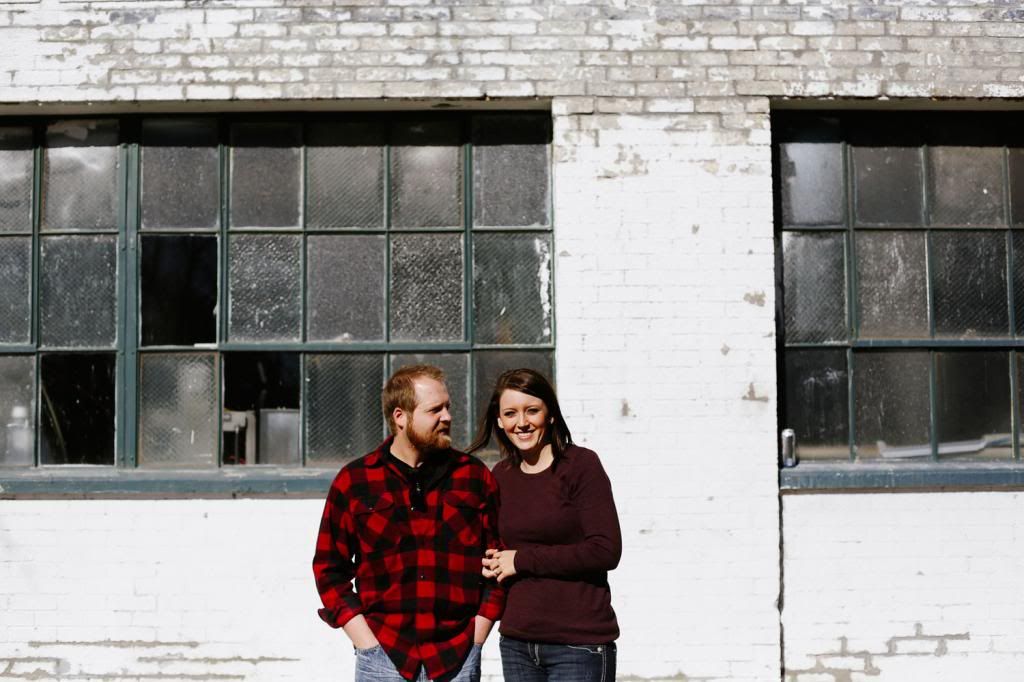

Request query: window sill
[
  {"left": 0, "top": 467, "right": 339, "bottom": 499},
  {"left": 780, "top": 461, "right": 1024, "bottom": 492}
]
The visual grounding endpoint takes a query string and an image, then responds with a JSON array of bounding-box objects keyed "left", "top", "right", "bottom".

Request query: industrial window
[
  {"left": 0, "top": 113, "right": 553, "bottom": 474},
  {"left": 775, "top": 111, "right": 1024, "bottom": 467}
]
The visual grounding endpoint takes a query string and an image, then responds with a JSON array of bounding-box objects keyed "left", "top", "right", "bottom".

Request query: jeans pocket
[{"left": 354, "top": 644, "right": 383, "bottom": 656}]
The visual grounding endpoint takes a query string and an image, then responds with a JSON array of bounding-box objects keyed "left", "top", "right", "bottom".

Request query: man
[{"left": 313, "top": 365, "right": 504, "bottom": 682}]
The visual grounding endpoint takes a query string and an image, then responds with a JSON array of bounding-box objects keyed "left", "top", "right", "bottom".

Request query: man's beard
[{"left": 407, "top": 422, "right": 452, "bottom": 455}]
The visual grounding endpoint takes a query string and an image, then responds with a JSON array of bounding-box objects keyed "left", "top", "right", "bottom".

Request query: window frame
[{"left": 0, "top": 110, "right": 555, "bottom": 496}]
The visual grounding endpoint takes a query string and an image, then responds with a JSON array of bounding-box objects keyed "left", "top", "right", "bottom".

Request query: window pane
[
  {"left": 223, "top": 352, "right": 300, "bottom": 465},
  {"left": 228, "top": 234, "right": 301, "bottom": 342},
  {"left": 0, "top": 126, "right": 33, "bottom": 233},
  {"left": 855, "top": 231, "right": 928, "bottom": 339},
  {"left": 307, "top": 235, "right": 385, "bottom": 342},
  {"left": 1010, "top": 148, "right": 1024, "bottom": 227},
  {"left": 39, "top": 235, "right": 117, "bottom": 348},
  {"left": 473, "top": 233, "right": 552, "bottom": 345},
  {"left": 783, "top": 349, "right": 849, "bottom": 461},
  {"left": 928, "top": 146, "right": 1005, "bottom": 227},
  {"left": 390, "top": 233, "right": 464, "bottom": 342},
  {"left": 390, "top": 353, "right": 469, "bottom": 449},
  {"left": 42, "top": 120, "right": 119, "bottom": 231},
  {"left": 854, "top": 351, "right": 930, "bottom": 460},
  {"left": 932, "top": 231, "right": 1009, "bottom": 338},
  {"left": 1013, "top": 232, "right": 1024, "bottom": 336},
  {"left": 852, "top": 146, "right": 923, "bottom": 226},
  {"left": 779, "top": 139, "right": 843, "bottom": 227},
  {"left": 305, "top": 354, "right": 383, "bottom": 464},
  {"left": 138, "top": 353, "right": 217, "bottom": 468},
  {"left": 392, "top": 121, "right": 462, "bottom": 228},
  {"left": 229, "top": 123, "right": 302, "bottom": 228},
  {"left": 782, "top": 232, "right": 846, "bottom": 343},
  {"left": 0, "top": 236, "right": 31, "bottom": 344},
  {"left": 473, "top": 350, "right": 553, "bottom": 445},
  {"left": 39, "top": 353, "right": 115, "bottom": 465},
  {"left": 936, "top": 351, "right": 1011, "bottom": 460},
  {"left": 472, "top": 115, "right": 551, "bottom": 228},
  {"left": 307, "top": 122, "right": 385, "bottom": 229},
  {"left": 140, "top": 235, "right": 217, "bottom": 346},
  {"left": 0, "top": 355, "right": 34, "bottom": 467},
  {"left": 141, "top": 119, "right": 219, "bottom": 230}
]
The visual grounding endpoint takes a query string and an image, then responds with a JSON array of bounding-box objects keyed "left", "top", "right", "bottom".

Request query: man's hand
[
  {"left": 481, "top": 548, "right": 517, "bottom": 583},
  {"left": 343, "top": 614, "right": 380, "bottom": 650}
]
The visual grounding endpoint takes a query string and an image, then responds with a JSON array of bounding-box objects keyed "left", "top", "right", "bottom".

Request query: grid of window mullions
[{"left": 781, "top": 134, "right": 1024, "bottom": 463}]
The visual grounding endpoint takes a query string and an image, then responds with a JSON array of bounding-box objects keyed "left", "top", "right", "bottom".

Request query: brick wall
[{"left": 3, "top": 1, "right": 1024, "bottom": 681}]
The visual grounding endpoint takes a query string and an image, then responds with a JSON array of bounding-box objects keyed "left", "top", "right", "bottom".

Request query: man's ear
[{"left": 393, "top": 407, "right": 407, "bottom": 432}]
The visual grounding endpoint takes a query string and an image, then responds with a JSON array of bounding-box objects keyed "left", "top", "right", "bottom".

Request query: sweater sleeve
[{"left": 514, "top": 450, "right": 622, "bottom": 578}]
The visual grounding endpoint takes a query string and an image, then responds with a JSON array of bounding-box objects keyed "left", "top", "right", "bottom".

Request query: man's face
[{"left": 403, "top": 378, "right": 453, "bottom": 455}]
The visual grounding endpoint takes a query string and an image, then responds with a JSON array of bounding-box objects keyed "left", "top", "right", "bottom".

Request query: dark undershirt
[{"left": 385, "top": 446, "right": 451, "bottom": 512}]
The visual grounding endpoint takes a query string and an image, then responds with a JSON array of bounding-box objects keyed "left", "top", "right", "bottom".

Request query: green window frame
[
  {"left": 0, "top": 111, "right": 554, "bottom": 495},
  {"left": 775, "top": 110, "right": 1024, "bottom": 489}
]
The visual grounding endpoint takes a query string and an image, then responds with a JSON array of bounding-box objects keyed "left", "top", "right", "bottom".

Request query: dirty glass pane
[
  {"left": 782, "top": 232, "right": 846, "bottom": 343},
  {"left": 472, "top": 115, "right": 551, "bottom": 228},
  {"left": 229, "top": 123, "right": 302, "bottom": 228},
  {"left": 138, "top": 353, "right": 217, "bottom": 468},
  {"left": 141, "top": 119, "right": 219, "bottom": 230},
  {"left": 854, "top": 351, "right": 931, "bottom": 460},
  {"left": 783, "top": 349, "right": 849, "bottom": 461},
  {"left": 1013, "top": 232, "right": 1024, "bottom": 336},
  {"left": 1010, "top": 148, "right": 1024, "bottom": 227},
  {"left": 0, "top": 127, "right": 34, "bottom": 233},
  {"left": 473, "top": 233, "right": 552, "bottom": 345},
  {"left": 390, "top": 234, "right": 463, "bottom": 342},
  {"left": 935, "top": 351, "right": 1012, "bottom": 460},
  {"left": 928, "top": 146, "right": 1005, "bottom": 227},
  {"left": 42, "top": 120, "right": 119, "bottom": 231},
  {"left": 307, "top": 122, "right": 385, "bottom": 229},
  {"left": 779, "top": 141, "right": 843, "bottom": 227},
  {"left": 39, "top": 353, "right": 115, "bottom": 465},
  {"left": 392, "top": 121, "right": 462, "bottom": 228},
  {"left": 39, "top": 235, "right": 117, "bottom": 348},
  {"left": 855, "top": 231, "right": 929, "bottom": 339},
  {"left": 852, "top": 146, "right": 923, "bottom": 226},
  {"left": 228, "top": 234, "right": 301, "bottom": 342},
  {"left": 140, "top": 235, "right": 217, "bottom": 347},
  {"left": 306, "top": 235, "right": 385, "bottom": 342},
  {"left": 305, "top": 354, "right": 384, "bottom": 464},
  {"left": 473, "top": 350, "right": 553, "bottom": 450},
  {"left": 0, "top": 356, "right": 34, "bottom": 467},
  {"left": 223, "top": 352, "right": 300, "bottom": 465},
  {"left": 0, "top": 237, "right": 31, "bottom": 344},
  {"left": 932, "top": 231, "right": 1009, "bottom": 338},
  {"left": 390, "top": 353, "right": 469, "bottom": 449}
]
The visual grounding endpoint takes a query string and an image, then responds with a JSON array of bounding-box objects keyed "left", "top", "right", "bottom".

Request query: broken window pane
[
  {"left": 472, "top": 115, "right": 551, "bottom": 228},
  {"left": 389, "top": 353, "right": 469, "bottom": 449},
  {"left": 305, "top": 354, "right": 384, "bottom": 464},
  {"left": 228, "top": 234, "right": 301, "bottom": 342},
  {"left": 229, "top": 123, "right": 302, "bottom": 228},
  {"left": 392, "top": 121, "right": 463, "bottom": 228},
  {"left": 390, "top": 234, "right": 464, "bottom": 342},
  {"left": 140, "top": 235, "right": 218, "bottom": 347},
  {"left": 42, "top": 120, "right": 120, "bottom": 231},
  {"left": 307, "top": 122, "right": 385, "bottom": 229},
  {"left": 0, "top": 355, "right": 34, "bottom": 467},
  {"left": 138, "top": 353, "right": 217, "bottom": 468},
  {"left": 141, "top": 119, "right": 219, "bottom": 230},
  {"left": 783, "top": 349, "right": 849, "bottom": 461},
  {"left": 223, "top": 352, "right": 300, "bottom": 466},
  {"left": 782, "top": 232, "right": 846, "bottom": 343},
  {"left": 39, "top": 235, "right": 118, "bottom": 348},
  {"left": 932, "top": 231, "right": 1009, "bottom": 338},
  {"left": 855, "top": 231, "right": 929, "bottom": 339},
  {"left": 0, "top": 236, "right": 31, "bottom": 344},
  {"left": 0, "top": 127, "right": 34, "bottom": 233},
  {"left": 854, "top": 351, "right": 931, "bottom": 460},
  {"left": 307, "top": 235, "right": 385, "bottom": 342},
  {"left": 473, "top": 233, "right": 552, "bottom": 345},
  {"left": 778, "top": 121, "right": 844, "bottom": 227},
  {"left": 39, "top": 353, "right": 116, "bottom": 465},
  {"left": 935, "top": 351, "right": 1012, "bottom": 461}
]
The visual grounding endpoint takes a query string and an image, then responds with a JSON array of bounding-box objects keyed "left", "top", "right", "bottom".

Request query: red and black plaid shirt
[{"left": 313, "top": 438, "right": 505, "bottom": 681}]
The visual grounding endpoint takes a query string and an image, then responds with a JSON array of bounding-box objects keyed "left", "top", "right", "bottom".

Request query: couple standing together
[{"left": 313, "top": 365, "right": 621, "bottom": 682}]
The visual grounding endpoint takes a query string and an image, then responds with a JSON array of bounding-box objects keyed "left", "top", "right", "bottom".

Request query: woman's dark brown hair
[{"left": 467, "top": 368, "right": 573, "bottom": 463}]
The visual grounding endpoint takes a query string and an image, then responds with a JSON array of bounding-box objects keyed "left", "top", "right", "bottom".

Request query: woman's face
[{"left": 498, "top": 389, "right": 550, "bottom": 454}]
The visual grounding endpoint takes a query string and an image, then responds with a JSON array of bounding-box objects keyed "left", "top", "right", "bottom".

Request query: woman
[{"left": 468, "top": 368, "right": 621, "bottom": 682}]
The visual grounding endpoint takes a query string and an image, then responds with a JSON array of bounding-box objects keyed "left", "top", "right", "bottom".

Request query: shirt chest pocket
[
  {"left": 352, "top": 493, "right": 403, "bottom": 557},
  {"left": 440, "top": 491, "right": 484, "bottom": 548}
]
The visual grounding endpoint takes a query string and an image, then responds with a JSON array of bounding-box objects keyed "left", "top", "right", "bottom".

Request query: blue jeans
[
  {"left": 354, "top": 644, "right": 481, "bottom": 682},
  {"left": 499, "top": 636, "right": 616, "bottom": 682}
]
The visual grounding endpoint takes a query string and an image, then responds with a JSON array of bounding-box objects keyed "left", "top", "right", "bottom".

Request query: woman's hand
[{"left": 481, "top": 548, "right": 517, "bottom": 583}]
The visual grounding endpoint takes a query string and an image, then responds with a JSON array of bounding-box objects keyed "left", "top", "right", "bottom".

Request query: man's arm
[
  {"left": 312, "top": 474, "right": 375, "bottom": 646},
  {"left": 475, "top": 467, "right": 506, "bottom": 634}
]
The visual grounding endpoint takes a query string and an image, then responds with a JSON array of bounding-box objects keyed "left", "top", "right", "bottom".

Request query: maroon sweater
[{"left": 493, "top": 445, "right": 621, "bottom": 644}]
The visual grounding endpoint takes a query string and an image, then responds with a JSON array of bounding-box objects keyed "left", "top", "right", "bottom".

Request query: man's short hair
[{"left": 382, "top": 365, "right": 447, "bottom": 435}]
